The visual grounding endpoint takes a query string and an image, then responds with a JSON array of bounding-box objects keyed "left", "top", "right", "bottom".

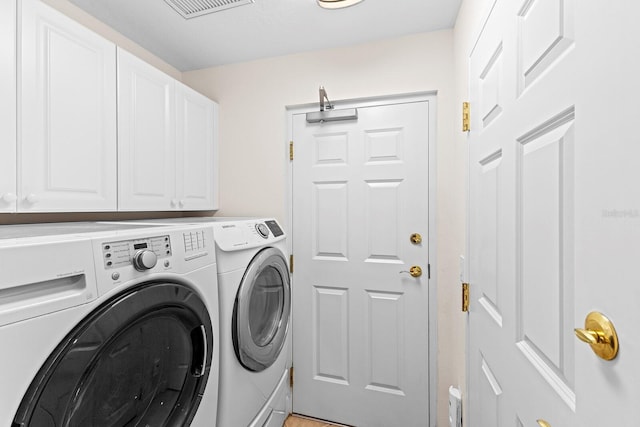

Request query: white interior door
[
  {"left": 467, "top": 1, "right": 638, "bottom": 426},
  {"left": 291, "top": 98, "right": 435, "bottom": 427}
]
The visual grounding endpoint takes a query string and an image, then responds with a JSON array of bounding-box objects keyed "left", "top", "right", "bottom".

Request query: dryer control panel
[{"left": 102, "top": 235, "right": 171, "bottom": 269}]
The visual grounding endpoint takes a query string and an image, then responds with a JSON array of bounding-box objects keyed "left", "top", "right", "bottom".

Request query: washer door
[
  {"left": 233, "top": 247, "right": 291, "bottom": 372},
  {"left": 13, "top": 282, "right": 214, "bottom": 427}
]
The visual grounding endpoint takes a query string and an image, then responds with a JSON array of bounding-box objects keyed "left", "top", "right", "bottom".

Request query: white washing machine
[
  {"left": 0, "top": 222, "right": 219, "bottom": 427},
  {"left": 122, "top": 217, "right": 292, "bottom": 427}
]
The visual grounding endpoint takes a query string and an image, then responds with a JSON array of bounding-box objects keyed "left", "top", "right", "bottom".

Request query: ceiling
[{"left": 68, "top": 0, "right": 462, "bottom": 72}]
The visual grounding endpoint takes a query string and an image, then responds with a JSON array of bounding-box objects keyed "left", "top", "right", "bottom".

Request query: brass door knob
[
  {"left": 400, "top": 266, "right": 422, "bottom": 278},
  {"left": 410, "top": 233, "right": 422, "bottom": 244},
  {"left": 537, "top": 420, "right": 551, "bottom": 427},
  {"left": 574, "top": 311, "right": 619, "bottom": 361}
]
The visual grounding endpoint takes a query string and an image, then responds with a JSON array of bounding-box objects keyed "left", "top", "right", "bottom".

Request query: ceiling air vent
[{"left": 164, "top": 0, "right": 255, "bottom": 19}]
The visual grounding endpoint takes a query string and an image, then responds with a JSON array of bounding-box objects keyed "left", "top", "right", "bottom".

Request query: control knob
[
  {"left": 256, "top": 223, "right": 270, "bottom": 238},
  {"left": 133, "top": 250, "right": 157, "bottom": 271}
]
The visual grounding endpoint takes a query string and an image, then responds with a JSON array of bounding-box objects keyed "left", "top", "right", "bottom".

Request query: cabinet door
[
  {"left": 19, "top": 0, "right": 117, "bottom": 212},
  {"left": 118, "top": 48, "right": 176, "bottom": 211},
  {"left": 0, "top": 0, "right": 16, "bottom": 212},
  {"left": 175, "top": 83, "right": 218, "bottom": 211}
]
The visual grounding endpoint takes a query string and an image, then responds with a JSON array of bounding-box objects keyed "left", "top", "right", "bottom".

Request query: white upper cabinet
[
  {"left": 117, "top": 48, "right": 176, "bottom": 211},
  {"left": 19, "top": 0, "right": 117, "bottom": 212},
  {"left": 175, "top": 83, "right": 218, "bottom": 211},
  {"left": 0, "top": 1, "right": 16, "bottom": 213},
  {"left": 118, "top": 48, "right": 218, "bottom": 211}
]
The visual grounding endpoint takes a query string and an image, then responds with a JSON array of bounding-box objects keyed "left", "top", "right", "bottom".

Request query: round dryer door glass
[
  {"left": 13, "top": 282, "right": 214, "bottom": 427},
  {"left": 249, "top": 266, "right": 285, "bottom": 346},
  {"left": 234, "top": 247, "right": 291, "bottom": 372}
]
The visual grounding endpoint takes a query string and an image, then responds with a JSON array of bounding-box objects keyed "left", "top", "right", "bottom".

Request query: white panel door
[
  {"left": 0, "top": 0, "right": 16, "bottom": 212},
  {"left": 19, "top": 0, "right": 117, "bottom": 212},
  {"left": 117, "top": 47, "right": 176, "bottom": 211},
  {"left": 292, "top": 100, "right": 433, "bottom": 427},
  {"left": 467, "top": 1, "right": 638, "bottom": 426},
  {"left": 175, "top": 82, "right": 218, "bottom": 211}
]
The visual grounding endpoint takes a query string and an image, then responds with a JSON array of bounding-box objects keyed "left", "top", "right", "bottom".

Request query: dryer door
[
  {"left": 13, "top": 282, "right": 214, "bottom": 427},
  {"left": 233, "top": 247, "right": 291, "bottom": 372}
]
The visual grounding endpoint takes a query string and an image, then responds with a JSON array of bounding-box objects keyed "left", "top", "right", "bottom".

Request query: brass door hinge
[
  {"left": 462, "top": 282, "right": 470, "bottom": 312},
  {"left": 462, "top": 102, "right": 470, "bottom": 132},
  {"left": 289, "top": 254, "right": 294, "bottom": 273},
  {"left": 289, "top": 141, "right": 294, "bottom": 161},
  {"left": 289, "top": 366, "right": 294, "bottom": 388}
]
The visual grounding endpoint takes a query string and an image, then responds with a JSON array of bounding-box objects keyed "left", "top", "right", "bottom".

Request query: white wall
[{"left": 183, "top": 30, "right": 463, "bottom": 427}]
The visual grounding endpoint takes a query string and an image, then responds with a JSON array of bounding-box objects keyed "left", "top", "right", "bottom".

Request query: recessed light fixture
[{"left": 317, "top": 0, "right": 364, "bottom": 10}]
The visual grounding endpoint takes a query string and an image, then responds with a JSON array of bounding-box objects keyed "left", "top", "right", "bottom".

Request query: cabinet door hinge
[
  {"left": 289, "top": 366, "right": 294, "bottom": 388},
  {"left": 462, "top": 282, "right": 470, "bottom": 312},
  {"left": 462, "top": 102, "right": 470, "bottom": 132},
  {"left": 289, "top": 254, "right": 294, "bottom": 273},
  {"left": 289, "top": 141, "right": 294, "bottom": 161}
]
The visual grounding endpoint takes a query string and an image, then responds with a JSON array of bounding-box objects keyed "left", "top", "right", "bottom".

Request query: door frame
[{"left": 285, "top": 91, "right": 438, "bottom": 427}]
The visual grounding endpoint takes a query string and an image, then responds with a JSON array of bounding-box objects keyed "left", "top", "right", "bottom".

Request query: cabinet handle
[
  {"left": 170, "top": 199, "right": 178, "bottom": 208},
  {"left": 24, "top": 194, "right": 39, "bottom": 204},
  {"left": 179, "top": 199, "right": 185, "bottom": 208},
  {"left": 1, "top": 193, "right": 17, "bottom": 204}
]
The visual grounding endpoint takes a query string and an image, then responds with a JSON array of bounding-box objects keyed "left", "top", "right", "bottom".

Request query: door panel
[
  {"left": 0, "top": 0, "right": 16, "bottom": 212},
  {"left": 293, "top": 99, "right": 432, "bottom": 427},
  {"left": 117, "top": 47, "right": 175, "bottom": 211},
  {"left": 516, "top": 111, "right": 576, "bottom": 410},
  {"left": 19, "top": 0, "right": 116, "bottom": 212},
  {"left": 313, "top": 286, "right": 349, "bottom": 384},
  {"left": 176, "top": 82, "right": 217, "bottom": 210}
]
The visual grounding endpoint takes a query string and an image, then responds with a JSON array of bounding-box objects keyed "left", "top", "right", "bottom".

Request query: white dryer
[
  {"left": 0, "top": 222, "right": 219, "bottom": 427},
  {"left": 212, "top": 218, "right": 291, "bottom": 427}
]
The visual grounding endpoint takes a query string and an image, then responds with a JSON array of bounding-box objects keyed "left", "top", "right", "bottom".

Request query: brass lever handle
[
  {"left": 574, "top": 311, "right": 618, "bottom": 361},
  {"left": 537, "top": 420, "right": 551, "bottom": 427},
  {"left": 574, "top": 328, "right": 606, "bottom": 345},
  {"left": 399, "top": 266, "right": 422, "bottom": 278}
]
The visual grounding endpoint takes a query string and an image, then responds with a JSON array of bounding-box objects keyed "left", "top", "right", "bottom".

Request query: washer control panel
[{"left": 102, "top": 235, "right": 171, "bottom": 269}]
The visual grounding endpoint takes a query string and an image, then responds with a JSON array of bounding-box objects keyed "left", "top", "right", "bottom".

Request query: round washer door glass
[
  {"left": 234, "top": 247, "right": 291, "bottom": 372},
  {"left": 13, "top": 282, "right": 214, "bottom": 427}
]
